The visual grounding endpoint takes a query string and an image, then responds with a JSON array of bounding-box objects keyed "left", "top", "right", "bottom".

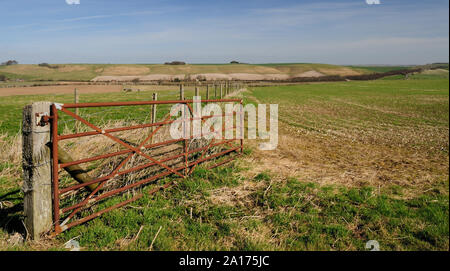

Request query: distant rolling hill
[{"left": 0, "top": 63, "right": 371, "bottom": 82}]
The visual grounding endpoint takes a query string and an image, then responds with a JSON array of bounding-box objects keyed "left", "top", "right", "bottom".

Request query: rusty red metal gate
[{"left": 49, "top": 98, "right": 243, "bottom": 235}]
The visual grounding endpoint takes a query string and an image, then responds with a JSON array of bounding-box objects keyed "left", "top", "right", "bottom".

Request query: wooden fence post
[
  {"left": 195, "top": 86, "right": 199, "bottom": 97},
  {"left": 206, "top": 84, "right": 209, "bottom": 100},
  {"left": 220, "top": 83, "right": 223, "bottom": 99},
  {"left": 151, "top": 93, "right": 157, "bottom": 143},
  {"left": 74, "top": 88, "right": 79, "bottom": 133},
  {"left": 214, "top": 83, "right": 217, "bottom": 98},
  {"left": 22, "top": 101, "right": 53, "bottom": 240},
  {"left": 180, "top": 84, "right": 184, "bottom": 100}
]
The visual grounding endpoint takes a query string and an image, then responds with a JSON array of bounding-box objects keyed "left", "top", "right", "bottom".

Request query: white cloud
[{"left": 66, "top": 0, "right": 80, "bottom": 5}]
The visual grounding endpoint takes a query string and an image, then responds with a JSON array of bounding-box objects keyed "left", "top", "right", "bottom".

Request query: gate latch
[{"left": 35, "top": 112, "right": 52, "bottom": 126}]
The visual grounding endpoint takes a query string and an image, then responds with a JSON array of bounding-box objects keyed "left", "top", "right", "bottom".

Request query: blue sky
[{"left": 1, "top": 0, "right": 448, "bottom": 64}]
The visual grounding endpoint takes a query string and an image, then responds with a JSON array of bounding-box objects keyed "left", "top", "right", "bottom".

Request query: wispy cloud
[{"left": 6, "top": 7, "right": 185, "bottom": 30}]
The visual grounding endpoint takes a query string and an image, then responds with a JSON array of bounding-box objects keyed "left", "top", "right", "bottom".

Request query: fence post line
[
  {"left": 220, "top": 83, "right": 223, "bottom": 99},
  {"left": 151, "top": 93, "right": 157, "bottom": 143},
  {"left": 22, "top": 101, "right": 53, "bottom": 239},
  {"left": 74, "top": 88, "right": 79, "bottom": 133},
  {"left": 214, "top": 83, "right": 217, "bottom": 98},
  {"left": 206, "top": 84, "right": 209, "bottom": 100}
]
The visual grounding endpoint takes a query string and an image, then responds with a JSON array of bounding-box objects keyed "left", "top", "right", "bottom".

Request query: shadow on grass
[{"left": 0, "top": 189, "right": 25, "bottom": 235}]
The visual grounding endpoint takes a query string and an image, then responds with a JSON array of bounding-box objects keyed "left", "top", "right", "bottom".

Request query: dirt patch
[
  {"left": 295, "top": 70, "right": 325, "bottom": 77},
  {"left": 318, "top": 67, "right": 362, "bottom": 76},
  {"left": 140, "top": 74, "right": 186, "bottom": 81},
  {"left": 101, "top": 66, "right": 150, "bottom": 76},
  {"left": 0, "top": 84, "right": 122, "bottom": 96},
  {"left": 241, "top": 92, "right": 448, "bottom": 194},
  {"left": 209, "top": 181, "right": 264, "bottom": 207},
  {"left": 421, "top": 69, "right": 449, "bottom": 75},
  {"left": 243, "top": 123, "right": 448, "bottom": 193}
]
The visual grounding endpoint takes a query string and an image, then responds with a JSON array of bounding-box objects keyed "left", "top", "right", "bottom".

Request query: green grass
[
  {"left": 347, "top": 65, "right": 412, "bottom": 73},
  {"left": 2, "top": 165, "right": 447, "bottom": 251},
  {"left": 53, "top": 171, "right": 449, "bottom": 251},
  {"left": 246, "top": 79, "right": 449, "bottom": 128}
]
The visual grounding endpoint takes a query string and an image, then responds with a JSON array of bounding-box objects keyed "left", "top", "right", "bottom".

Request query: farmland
[
  {"left": 0, "top": 63, "right": 369, "bottom": 82},
  {"left": 0, "top": 74, "right": 448, "bottom": 250}
]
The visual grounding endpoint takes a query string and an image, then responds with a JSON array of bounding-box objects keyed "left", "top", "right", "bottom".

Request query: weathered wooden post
[
  {"left": 151, "top": 93, "right": 157, "bottom": 143},
  {"left": 195, "top": 86, "right": 199, "bottom": 97},
  {"left": 214, "top": 83, "right": 217, "bottom": 98},
  {"left": 180, "top": 84, "right": 184, "bottom": 100},
  {"left": 74, "top": 88, "right": 79, "bottom": 133},
  {"left": 206, "top": 84, "right": 209, "bottom": 100},
  {"left": 22, "top": 102, "right": 53, "bottom": 239}
]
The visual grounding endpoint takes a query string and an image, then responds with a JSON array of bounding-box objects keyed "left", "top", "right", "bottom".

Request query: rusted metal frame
[
  {"left": 58, "top": 111, "right": 236, "bottom": 168},
  {"left": 58, "top": 193, "right": 144, "bottom": 233},
  {"left": 57, "top": 106, "right": 186, "bottom": 222},
  {"left": 60, "top": 149, "right": 136, "bottom": 228},
  {"left": 56, "top": 107, "right": 186, "bottom": 226},
  {"left": 61, "top": 143, "right": 239, "bottom": 217},
  {"left": 59, "top": 103, "right": 181, "bottom": 140},
  {"left": 63, "top": 163, "right": 190, "bottom": 224},
  {"left": 58, "top": 113, "right": 234, "bottom": 140},
  {"left": 188, "top": 138, "right": 215, "bottom": 175},
  {"left": 187, "top": 109, "right": 234, "bottom": 174},
  {"left": 208, "top": 153, "right": 242, "bottom": 169},
  {"left": 187, "top": 104, "right": 217, "bottom": 174},
  {"left": 71, "top": 146, "right": 240, "bottom": 214},
  {"left": 130, "top": 103, "right": 184, "bottom": 158},
  {"left": 51, "top": 104, "right": 61, "bottom": 232},
  {"left": 59, "top": 135, "right": 236, "bottom": 194},
  {"left": 54, "top": 99, "right": 242, "bottom": 233},
  {"left": 60, "top": 138, "right": 184, "bottom": 168},
  {"left": 59, "top": 146, "right": 241, "bottom": 233},
  {"left": 61, "top": 99, "right": 241, "bottom": 108},
  {"left": 59, "top": 107, "right": 184, "bottom": 178},
  {"left": 61, "top": 126, "right": 239, "bottom": 224},
  {"left": 59, "top": 151, "right": 185, "bottom": 196},
  {"left": 59, "top": 132, "right": 237, "bottom": 195},
  {"left": 189, "top": 146, "right": 240, "bottom": 168}
]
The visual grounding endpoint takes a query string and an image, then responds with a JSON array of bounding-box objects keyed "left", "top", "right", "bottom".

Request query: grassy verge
[{"left": 2, "top": 162, "right": 448, "bottom": 251}]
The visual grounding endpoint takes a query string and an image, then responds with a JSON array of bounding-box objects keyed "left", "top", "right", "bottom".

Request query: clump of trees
[
  {"left": 38, "top": 63, "right": 59, "bottom": 69},
  {"left": 288, "top": 68, "right": 422, "bottom": 83},
  {"left": 164, "top": 61, "right": 186, "bottom": 65},
  {"left": 230, "top": 61, "right": 240, "bottom": 64},
  {"left": 1, "top": 60, "right": 18, "bottom": 66}
]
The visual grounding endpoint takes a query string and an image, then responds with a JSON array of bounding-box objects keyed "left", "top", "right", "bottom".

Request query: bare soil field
[{"left": 0, "top": 84, "right": 122, "bottom": 96}]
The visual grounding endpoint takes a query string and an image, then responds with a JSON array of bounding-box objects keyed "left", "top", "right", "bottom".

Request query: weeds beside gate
[{"left": 24, "top": 98, "right": 243, "bottom": 237}]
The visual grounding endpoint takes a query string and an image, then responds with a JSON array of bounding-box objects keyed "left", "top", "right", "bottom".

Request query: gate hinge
[{"left": 35, "top": 112, "right": 53, "bottom": 126}]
